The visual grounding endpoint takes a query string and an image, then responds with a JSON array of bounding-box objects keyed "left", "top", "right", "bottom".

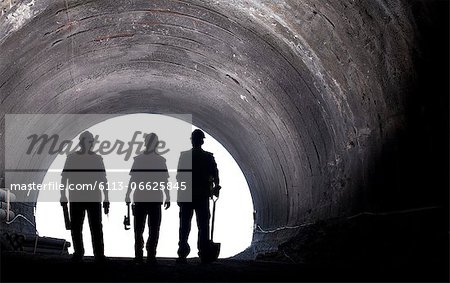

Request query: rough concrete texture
[{"left": 0, "top": 0, "right": 448, "bottom": 271}]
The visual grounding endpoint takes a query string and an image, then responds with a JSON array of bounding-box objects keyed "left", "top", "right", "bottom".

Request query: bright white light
[{"left": 36, "top": 114, "right": 254, "bottom": 258}]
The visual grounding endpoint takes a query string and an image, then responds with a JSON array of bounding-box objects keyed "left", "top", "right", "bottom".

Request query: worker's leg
[
  {"left": 147, "top": 204, "right": 162, "bottom": 259},
  {"left": 87, "top": 202, "right": 104, "bottom": 259},
  {"left": 195, "top": 199, "right": 210, "bottom": 259},
  {"left": 133, "top": 203, "right": 146, "bottom": 261},
  {"left": 177, "top": 203, "right": 194, "bottom": 259},
  {"left": 69, "top": 203, "right": 86, "bottom": 258}
]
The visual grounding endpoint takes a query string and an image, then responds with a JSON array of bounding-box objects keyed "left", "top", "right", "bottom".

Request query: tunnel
[{"left": 0, "top": 0, "right": 448, "bottom": 281}]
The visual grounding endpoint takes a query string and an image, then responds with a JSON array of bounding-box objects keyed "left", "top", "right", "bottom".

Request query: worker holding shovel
[{"left": 176, "top": 129, "right": 221, "bottom": 264}]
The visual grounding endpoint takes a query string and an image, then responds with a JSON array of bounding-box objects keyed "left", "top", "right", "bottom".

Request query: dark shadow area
[
  {"left": 258, "top": 207, "right": 447, "bottom": 282},
  {"left": 1, "top": 252, "right": 433, "bottom": 282},
  {"left": 256, "top": 1, "right": 449, "bottom": 281}
]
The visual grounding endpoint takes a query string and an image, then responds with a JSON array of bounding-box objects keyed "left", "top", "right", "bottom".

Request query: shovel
[{"left": 204, "top": 195, "right": 221, "bottom": 262}]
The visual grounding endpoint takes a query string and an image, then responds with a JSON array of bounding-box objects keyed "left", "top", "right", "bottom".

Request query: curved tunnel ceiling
[{"left": 0, "top": 0, "right": 423, "bottom": 248}]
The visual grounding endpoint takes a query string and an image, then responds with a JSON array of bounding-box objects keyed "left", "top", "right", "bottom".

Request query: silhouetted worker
[
  {"left": 176, "top": 129, "right": 221, "bottom": 263},
  {"left": 125, "top": 133, "right": 170, "bottom": 264},
  {"left": 60, "top": 131, "right": 109, "bottom": 262}
]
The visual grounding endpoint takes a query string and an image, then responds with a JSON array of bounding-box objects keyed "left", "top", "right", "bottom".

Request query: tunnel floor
[{"left": 0, "top": 252, "right": 437, "bottom": 282}]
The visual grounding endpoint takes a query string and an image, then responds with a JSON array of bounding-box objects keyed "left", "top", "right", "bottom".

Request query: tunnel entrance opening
[
  {"left": 35, "top": 113, "right": 254, "bottom": 258},
  {"left": 1, "top": 1, "right": 447, "bottom": 280}
]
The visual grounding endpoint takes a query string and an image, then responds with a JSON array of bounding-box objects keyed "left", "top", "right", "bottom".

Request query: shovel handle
[{"left": 211, "top": 198, "right": 217, "bottom": 241}]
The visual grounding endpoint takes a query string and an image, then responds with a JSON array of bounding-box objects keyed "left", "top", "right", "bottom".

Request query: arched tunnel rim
[{"left": 0, "top": 0, "right": 443, "bottom": 259}]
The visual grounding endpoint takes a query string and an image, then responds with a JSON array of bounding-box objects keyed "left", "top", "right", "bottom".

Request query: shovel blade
[
  {"left": 203, "top": 241, "right": 221, "bottom": 262},
  {"left": 211, "top": 242, "right": 221, "bottom": 260}
]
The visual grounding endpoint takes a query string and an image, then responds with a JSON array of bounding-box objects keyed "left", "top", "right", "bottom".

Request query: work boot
[
  {"left": 200, "top": 257, "right": 214, "bottom": 264},
  {"left": 176, "top": 257, "right": 187, "bottom": 264},
  {"left": 147, "top": 256, "right": 157, "bottom": 265},
  {"left": 134, "top": 249, "right": 144, "bottom": 264},
  {"left": 95, "top": 255, "right": 107, "bottom": 264},
  {"left": 71, "top": 253, "right": 83, "bottom": 262},
  {"left": 134, "top": 256, "right": 144, "bottom": 265}
]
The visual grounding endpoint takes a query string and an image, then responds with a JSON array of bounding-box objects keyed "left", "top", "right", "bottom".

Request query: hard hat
[
  {"left": 191, "top": 129, "right": 205, "bottom": 140},
  {"left": 79, "top": 131, "right": 94, "bottom": 141},
  {"left": 144, "top": 133, "right": 159, "bottom": 148}
]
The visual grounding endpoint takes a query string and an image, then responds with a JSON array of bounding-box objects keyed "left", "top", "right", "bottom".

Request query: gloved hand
[
  {"left": 60, "top": 195, "right": 68, "bottom": 206},
  {"left": 212, "top": 185, "right": 221, "bottom": 198},
  {"left": 164, "top": 201, "right": 171, "bottom": 210},
  {"left": 103, "top": 201, "right": 110, "bottom": 214}
]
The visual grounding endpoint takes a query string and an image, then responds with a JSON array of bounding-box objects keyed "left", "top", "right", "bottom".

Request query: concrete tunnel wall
[{"left": 0, "top": 0, "right": 448, "bottom": 262}]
